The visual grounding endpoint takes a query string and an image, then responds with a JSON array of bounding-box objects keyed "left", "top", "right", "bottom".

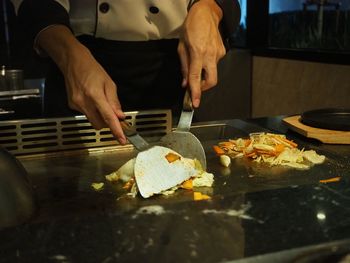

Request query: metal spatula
[
  {"left": 160, "top": 90, "right": 207, "bottom": 170},
  {"left": 120, "top": 120, "right": 197, "bottom": 198},
  {"left": 134, "top": 146, "right": 197, "bottom": 198},
  {"left": 120, "top": 120, "right": 150, "bottom": 151}
]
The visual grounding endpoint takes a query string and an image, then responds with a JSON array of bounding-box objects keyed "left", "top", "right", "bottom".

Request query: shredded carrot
[
  {"left": 193, "top": 192, "right": 211, "bottom": 201},
  {"left": 274, "top": 144, "right": 285, "bottom": 154},
  {"left": 245, "top": 151, "right": 257, "bottom": 158},
  {"left": 256, "top": 150, "right": 276, "bottom": 156},
  {"left": 213, "top": 145, "right": 225, "bottom": 156},
  {"left": 319, "top": 176, "right": 341, "bottom": 183},
  {"left": 278, "top": 136, "right": 298, "bottom": 148},
  {"left": 219, "top": 141, "right": 234, "bottom": 147},
  {"left": 122, "top": 178, "right": 135, "bottom": 190},
  {"left": 244, "top": 139, "right": 251, "bottom": 147},
  {"left": 181, "top": 179, "right": 193, "bottom": 190},
  {"left": 165, "top": 152, "right": 181, "bottom": 163}
]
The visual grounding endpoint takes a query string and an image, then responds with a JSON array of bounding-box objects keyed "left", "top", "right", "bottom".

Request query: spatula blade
[
  {"left": 160, "top": 131, "right": 207, "bottom": 170},
  {"left": 134, "top": 146, "right": 197, "bottom": 198},
  {"left": 159, "top": 89, "right": 206, "bottom": 169}
]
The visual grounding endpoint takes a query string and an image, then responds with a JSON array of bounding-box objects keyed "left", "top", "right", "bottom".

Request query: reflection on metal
[{"left": 0, "top": 110, "right": 172, "bottom": 156}]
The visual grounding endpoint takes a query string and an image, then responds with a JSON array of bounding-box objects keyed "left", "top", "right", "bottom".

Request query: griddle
[{"left": 1, "top": 114, "right": 350, "bottom": 263}]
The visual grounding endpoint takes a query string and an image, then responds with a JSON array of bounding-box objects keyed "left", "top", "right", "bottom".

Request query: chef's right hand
[
  {"left": 64, "top": 46, "right": 127, "bottom": 144},
  {"left": 36, "top": 25, "right": 127, "bottom": 144}
]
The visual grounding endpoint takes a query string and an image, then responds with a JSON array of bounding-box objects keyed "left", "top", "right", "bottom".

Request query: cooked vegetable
[
  {"left": 193, "top": 192, "right": 211, "bottom": 201},
  {"left": 303, "top": 150, "right": 326, "bottom": 164},
  {"left": 213, "top": 145, "right": 225, "bottom": 156},
  {"left": 105, "top": 155, "right": 214, "bottom": 198},
  {"left": 91, "top": 182, "right": 104, "bottom": 191},
  {"left": 220, "top": 155, "right": 231, "bottom": 167},
  {"left": 106, "top": 158, "right": 135, "bottom": 182},
  {"left": 319, "top": 176, "right": 341, "bottom": 183},
  {"left": 214, "top": 132, "right": 325, "bottom": 169},
  {"left": 123, "top": 178, "right": 135, "bottom": 190},
  {"left": 181, "top": 179, "right": 193, "bottom": 190},
  {"left": 193, "top": 172, "right": 214, "bottom": 187},
  {"left": 165, "top": 152, "right": 181, "bottom": 163}
]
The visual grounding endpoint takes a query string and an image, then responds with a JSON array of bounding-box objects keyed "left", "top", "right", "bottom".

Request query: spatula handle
[
  {"left": 120, "top": 120, "right": 136, "bottom": 137},
  {"left": 183, "top": 89, "right": 193, "bottom": 112},
  {"left": 177, "top": 89, "right": 194, "bottom": 132}
]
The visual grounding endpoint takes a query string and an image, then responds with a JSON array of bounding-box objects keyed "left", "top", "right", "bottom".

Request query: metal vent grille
[{"left": 0, "top": 110, "right": 172, "bottom": 155}]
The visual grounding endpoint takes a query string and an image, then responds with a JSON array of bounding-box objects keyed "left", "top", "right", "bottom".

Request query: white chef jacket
[
  {"left": 55, "top": 0, "right": 189, "bottom": 41},
  {"left": 15, "top": 0, "right": 240, "bottom": 45},
  {"left": 12, "top": 0, "right": 193, "bottom": 41}
]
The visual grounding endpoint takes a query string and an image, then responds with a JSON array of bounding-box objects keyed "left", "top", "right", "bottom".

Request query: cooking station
[{"left": 1, "top": 112, "right": 350, "bottom": 263}]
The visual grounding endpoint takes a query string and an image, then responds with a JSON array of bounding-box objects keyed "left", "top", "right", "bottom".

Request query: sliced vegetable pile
[
  {"left": 213, "top": 132, "right": 325, "bottom": 169},
  {"left": 105, "top": 155, "right": 214, "bottom": 200}
]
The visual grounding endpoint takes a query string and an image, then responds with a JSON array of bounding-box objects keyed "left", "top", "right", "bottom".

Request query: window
[
  {"left": 269, "top": 0, "right": 350, "bottom": 53},
  {"left": 230, "top": 0, "right": 248, "bottom": 47}
]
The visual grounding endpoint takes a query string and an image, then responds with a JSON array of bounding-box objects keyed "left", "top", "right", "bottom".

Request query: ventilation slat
[
  {"left": 21, "top": 122, "right": 56, "bottom": 128},
  {"left": 0, "top": 110, "right": 172, "bottom": 155},
  {"left": 0, "top": 125, "right": 17, "bottom": 131},
  {"left": 22, "top": 129, "right": 57, "bottom": 135}
]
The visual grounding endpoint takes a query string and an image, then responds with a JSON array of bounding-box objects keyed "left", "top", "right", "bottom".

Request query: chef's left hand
[{"left": 178, "top": 0, "right": 225, "bottom": 108}]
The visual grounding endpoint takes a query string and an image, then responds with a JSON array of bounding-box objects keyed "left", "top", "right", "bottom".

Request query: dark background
[{"left": 0, "top": 0, "right": 349, "bottom": 121}]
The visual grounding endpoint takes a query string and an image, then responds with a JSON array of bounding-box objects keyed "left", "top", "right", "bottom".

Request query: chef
[{"left": 15, "top": 0, "right": 240, "bottom": 144}]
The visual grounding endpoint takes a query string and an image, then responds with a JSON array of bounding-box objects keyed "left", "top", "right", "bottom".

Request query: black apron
[{"left": 43, "top": 36, "right": 185, "bottom": 119}]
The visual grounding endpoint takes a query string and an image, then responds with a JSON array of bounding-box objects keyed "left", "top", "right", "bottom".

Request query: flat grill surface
[{"left": 1, "top": 117, "right": 350, "bottom": 263}]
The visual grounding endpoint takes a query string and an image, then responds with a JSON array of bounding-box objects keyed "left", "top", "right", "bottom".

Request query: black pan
[{"left": 301, "top": 108, "right": 350, "bottom": 131}]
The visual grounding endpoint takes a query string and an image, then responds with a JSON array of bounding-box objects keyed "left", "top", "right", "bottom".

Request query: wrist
[{"left": 193, "top": 0, "right": 223, "bottom": 23}]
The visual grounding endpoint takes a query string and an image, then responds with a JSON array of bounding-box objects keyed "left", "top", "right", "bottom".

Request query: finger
[
  {"left": 177, "top": 42, "right": 189, "bottom": 88},
  {"left": 104, "top": 81, "right": 125, "bottom": 119},
  {"left": 202, "top": 62, "right": 218, "bottom": 91},
  {"left": 188, "top": 54, "right": 203, "bottom": 107},
  {"left": 92, "top": 93, "right": 127, "bottom": 144},
  {"left": 83, "top": 104, "right": 107, "bottom": 131},
  {"left": 217, "top": 41, "right": 226, "bottom": 62}
]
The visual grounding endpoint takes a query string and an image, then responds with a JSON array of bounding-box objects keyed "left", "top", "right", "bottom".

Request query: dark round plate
[{"left": 301, "top": 108, "right": 350, "bottom": 131}]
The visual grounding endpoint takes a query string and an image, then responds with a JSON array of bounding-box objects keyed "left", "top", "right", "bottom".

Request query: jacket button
[
  {"left": 149, "top": 6, "right": 159, "bottom": 14},
  {"left": 99, "top": 2, "right": 110, "bottom": 13}
]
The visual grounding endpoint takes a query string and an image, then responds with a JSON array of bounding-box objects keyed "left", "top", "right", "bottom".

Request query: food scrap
[
  {"left": 319, "top": 176, "right": 341, "bottom": 184},
  {"left": 122, "top": 178, "right": 135, "bottom": 190},
  {"left": 181, "top": 179, "right": 193, "bottom": 190},
  {"left": 193, "top": 192, "right": 211, "bottom": 201},
  {"left": 91, "top": 182, "right": 104, "bottom": 191},
  {"left": 220, "top": 155, "right": 231, "bottom": 167},
  {"left": 192, "top": 171, "right": 214, "bottom": 187},
  {"left": 214, "top": 132, "right": 325, "bottom": 169}
]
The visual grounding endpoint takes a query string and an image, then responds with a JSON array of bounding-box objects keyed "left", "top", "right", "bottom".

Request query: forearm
[{"left": 36, "top": 25, "right": 90, "bottom": 75}]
